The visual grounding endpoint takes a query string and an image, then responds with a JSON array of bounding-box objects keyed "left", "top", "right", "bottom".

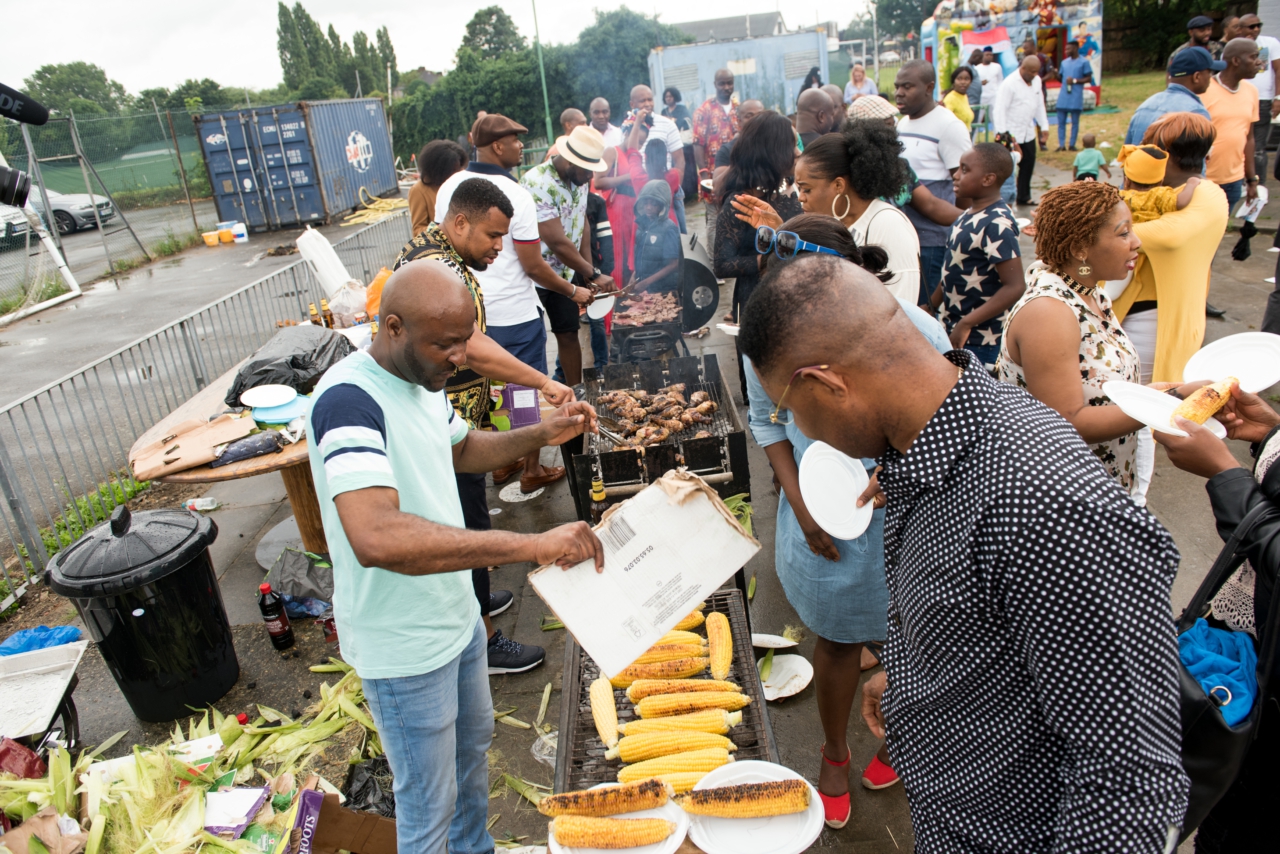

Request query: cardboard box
[
  {"left": 275, "top": 782, "right": 396, "bottom": 854},
  {"left": 529, "top": 470, "right": 760, "bottom": 678}
]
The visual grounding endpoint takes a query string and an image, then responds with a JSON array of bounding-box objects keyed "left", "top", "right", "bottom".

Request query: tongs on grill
[{"left": 594, "top": 418, "right": 630, "bottom": 447}]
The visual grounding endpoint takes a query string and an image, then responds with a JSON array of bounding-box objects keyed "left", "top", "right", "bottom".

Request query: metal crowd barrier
[{"left": 0, "top": 212, "right": 411, "bottom": 610}]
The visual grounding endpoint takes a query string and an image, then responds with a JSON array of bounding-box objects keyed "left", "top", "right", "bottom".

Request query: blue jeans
[
  {"left": 363, "top": 618, "right": 494, "bottom": 854},
  {"left": 487, "top": 312, "right": 549, "bottom": 375},
  {"left": 918, "top": 245, "right": 947, "bottom": 307},
  {"left": 1057, "top": 109, "right": 1081, "bottom": 148},
  {"left": 673, "top": 187, "right": 687, "bottom": 235},
  {"left": 1221, "top": 179, "right": 1243, "bottom": 214}
]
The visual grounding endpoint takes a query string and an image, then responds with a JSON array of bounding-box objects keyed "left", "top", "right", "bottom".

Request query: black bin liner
[
  {"left": 225, "top": 325, "right": 353, "bottom": 407},
  {"left": 345, "top": 755, "right": 396, "bottom": 818}
]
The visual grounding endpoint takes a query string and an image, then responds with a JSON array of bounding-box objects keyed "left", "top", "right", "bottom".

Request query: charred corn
[
  {"left": 706, "top": 611, "right": 732, "bottom": 680},
  {"left": 631, "top": 643, "right": 710, "bottom": 667},
  {"left": 590, "top": 676, "right": 619, "bottom": 749},
  {"left": 658, "top": 629, "right": 707, "bottom": 646},
  {"left": 674, "top": 610, "right": 706, "bottom": 631},
  {"left": 538, "top": 778, "right": 671, "bottom": 817},
  {"left": 610, "top": 657, "right": 708, "bottom": 688},
  {"left": 605, "top": 731, "right": 735, "bottom": 762},
  {"left": 550, "top": 815, "right": 676, "bottom": 848},
  {"left": 617, "top": 747, "right": 733, "bottom": 783},
  {"left": 636, "top": 691, "right": 751, "bottom": 718},
  {"left": 674, "top": 779, "right": 811, "bottom": 818},
  {"left": 654, "top": 771, "right": 709, "bottom": 794},
  {"left": 619, "top": 709, "right": 743, "bottom": 736},
  {"left": 626, "top": 679, "right": 740, "bottom": 703},
  {"left": 1173, "top": 377, "right": 1237, "bottom": 425}
]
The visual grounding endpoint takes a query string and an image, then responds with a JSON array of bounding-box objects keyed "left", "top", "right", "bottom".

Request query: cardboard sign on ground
[{"left": 529, "top": 470, "right": 760, "bottom": 678}]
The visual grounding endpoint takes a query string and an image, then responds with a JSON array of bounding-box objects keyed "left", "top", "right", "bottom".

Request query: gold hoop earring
[
  {"left": 1077, "top": 264, "right": 1092, "bottom": 277},
  {"left": 832, "top": 194, "right": 851, "bottom": 220}
]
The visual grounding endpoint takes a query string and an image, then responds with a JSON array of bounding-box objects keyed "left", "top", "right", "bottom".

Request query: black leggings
[{"left": 455, "top": 471, "right": 492, "bottom": 616}]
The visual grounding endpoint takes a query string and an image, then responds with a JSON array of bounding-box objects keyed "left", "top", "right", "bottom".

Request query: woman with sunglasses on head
[
  {"left": 713, "top": 110, "right": 803, "bottom": 401},
  {"left": 731, "top": 120, "right": 921, "bottom": 304},
  {"left": 744, "top": 213, "right": 952, "bottom": 828}
]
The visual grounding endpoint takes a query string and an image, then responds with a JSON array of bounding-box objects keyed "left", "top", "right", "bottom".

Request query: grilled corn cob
[
  {"left": 538, "top": 778, "right": 671, "bottom": 817},
  {"left": 674, "top": 779, "right": 811, "bottom": 818},
  {"left": 706, "top": 611, "right": 732, "bottom": 680},
  {"left": 654, "top": 771, "right": 710, "bottom": 794},
  {"left": 610, "top": 657, "right": 709, "bottom": 688},
  {"left": 590, "top": 676, "right": 619, "bottom": 749},
  {"left": 617, "top": 747, "right": 734, "bottom": 783},
  {"left": 1173, "top": 377, "right": 1237, "bottom": 425},
  {"left": 631, "top": 643, "right": 710, "bottom": 667},
  {"left": 674, "top": 610, "right": 706, "bottom": 631},
  {"left": 636, "top": 691, "right": 751, "bottom": 718},
  {"left": 658, "top": 629, "right": 708, "bottom": 646},
  {"left": 626, "top": 679, "right": 740, "bottom": 703},
  {"left": 618, "top": 709, "right": 743, "bottom": 736},
  {"left": 605, "top": 731, "right": 736, "bottom": 762},
  {"left": 549, "top": 815, "right": 676, "bottom": 848}
]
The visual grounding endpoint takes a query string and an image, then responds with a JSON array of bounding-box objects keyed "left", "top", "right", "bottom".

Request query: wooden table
[{"left": 129, "top": 364, "right": 328, "bottom": 554}]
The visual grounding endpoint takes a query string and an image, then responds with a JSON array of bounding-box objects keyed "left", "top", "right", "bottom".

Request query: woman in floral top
[{"left": 997, "top": 182, "right": 1148, "bottom": 494}]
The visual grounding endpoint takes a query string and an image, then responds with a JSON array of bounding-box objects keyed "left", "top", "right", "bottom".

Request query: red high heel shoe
[{"left": 818, "top": 745, "right": 851, "bottom": 829}]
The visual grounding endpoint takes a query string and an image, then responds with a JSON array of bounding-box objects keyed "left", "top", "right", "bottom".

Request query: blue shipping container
[
  {"left": 194, "top": 98, "right": 397, "bottom": 232},
  {"left": 648, "top": 32, "right": 830, "bottom": 116}
]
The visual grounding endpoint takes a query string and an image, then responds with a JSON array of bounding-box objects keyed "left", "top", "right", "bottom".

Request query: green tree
[
  {"left": 376, "top": 26, "right": 399, "bottom": 90},
  {"left": 1107, "top": 0, "right": 1238, "bottom": 68},
  {"left": 570, "top": 8, "right": 692, "bottom": 119},
  {"left": 277, "top": 2, "right": 312, "bottom": 89},
  {"left": 874, "top": 0, "right": 935, "bottom": 39},
  {"left": 352, "top": 31, "right": 384, "bottom": 96},
  {"left": 297, "top": 76, "right": 346, "bottom": 101},
  {"left": 168, "top": 79, "right": 237, "bottom": 110},
  {"left": 460, "top": 7, "right": 527, "bottom": 61},
  {"left": 291, "top": 2, "right": 338, "bottom": 82},
  {"left": 24, "top": 62, "right": 128, "bottom": 117}
]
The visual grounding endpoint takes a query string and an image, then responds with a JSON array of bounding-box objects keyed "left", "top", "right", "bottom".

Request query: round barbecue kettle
[{"left": 681, "top": 232, "right": 719, "bottom": 333}]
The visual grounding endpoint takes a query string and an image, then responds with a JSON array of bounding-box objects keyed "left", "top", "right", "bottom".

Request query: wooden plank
[{"left": 128, "top": 361, "right": 246, "bottom": 461}]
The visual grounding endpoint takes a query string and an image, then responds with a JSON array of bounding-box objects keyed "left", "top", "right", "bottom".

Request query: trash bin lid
[{"left": 45, "top": 505, "right": 217, "bottom": 597}]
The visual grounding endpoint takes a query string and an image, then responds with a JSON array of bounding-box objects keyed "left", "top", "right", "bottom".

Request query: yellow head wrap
[{"left": 1118, "top": 144, "right": 1168, "bottom": 185}]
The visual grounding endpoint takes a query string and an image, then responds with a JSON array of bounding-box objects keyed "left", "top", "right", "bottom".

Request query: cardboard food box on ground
[
  {"left": 274, "top": 787, "right": 396, "bottom": 854},
  {"left": 529, "top": 470, "right": 761, "bottom": 678}
]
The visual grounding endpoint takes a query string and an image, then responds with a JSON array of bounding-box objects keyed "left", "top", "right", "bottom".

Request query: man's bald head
[
  {"left": 374, "top": 262, "right": 476, "bottom": 391},
  {"left": 630, "top": 85, "right": 654, "bottom": 109},
  {"left": 821, "top": 84, "right": 846, "bottom": 113},
  {"left": 1019, "top": 55, "right": 1041, "bottom": 82},
  {"left": 739, "top": 99, "right": 765, "bottom": 126},
  {"left": 797, "top": 88, "right": 836, "bottom": 133},
  {"left": 1224, "top": 36, "right": 1261, "bottom": 79},
  {"left": 560, "top": 108, "right": 586, "bottom": 133}
]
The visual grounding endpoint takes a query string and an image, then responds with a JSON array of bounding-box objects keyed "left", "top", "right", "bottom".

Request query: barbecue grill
[{"left": 553, "top": 588, "right": 778, "bottom": 794}]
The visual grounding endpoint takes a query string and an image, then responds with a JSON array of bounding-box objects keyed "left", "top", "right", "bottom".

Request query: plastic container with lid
[{"left": 44, "top": 505, "right": 238, "bottom": 722}]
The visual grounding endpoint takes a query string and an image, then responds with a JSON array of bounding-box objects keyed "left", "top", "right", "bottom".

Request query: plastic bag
[
  {"left": 0, "top": 625, "right": 81, "bottom": 656},
  {"left": 211, "top": 431, "right": 285, "bottom": 468},
  {"left": 329, "top": 280, "right": 368, "bottom": 328},
  {"left": 223, "top": 325, "right": 353, "bottom": 407},
  {"left": 344, "top": 755, "right": 396, "bottom": 818},
  {"left": 0, "top": 737, "right": 47, "bottom": 778},
  {"left": 268, "top": 548, "right": 334, "bottom": 601}
]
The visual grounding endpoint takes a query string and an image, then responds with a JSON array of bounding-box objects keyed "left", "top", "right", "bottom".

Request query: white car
[
  {"left": 0, "top": 205, "right": 30, "bottom": 252},
  {"left": 879, "top": 51, "right": 902, "bottom": 64}
]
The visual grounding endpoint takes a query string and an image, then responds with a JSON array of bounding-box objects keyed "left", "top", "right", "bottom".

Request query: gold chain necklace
[{"left": 1058, "top": 271, "right": 1098, "bottom": 296}]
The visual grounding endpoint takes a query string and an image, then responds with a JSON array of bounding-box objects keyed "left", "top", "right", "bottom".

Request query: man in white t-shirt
[
  {"left": 1239, "top": 13, "right": 1280, "bottom": 182},
  {"left": 621, "top": 84, "right": 687, "bottom": 233},
  {"left": 895, "top": 60, "right": 973, "bottom": 306},
  {"left": 975, "top": 48, "right": 1004, "bottom": 107},
  {"left": 589, "top": 97, "right": 624, "bottom": 149}
]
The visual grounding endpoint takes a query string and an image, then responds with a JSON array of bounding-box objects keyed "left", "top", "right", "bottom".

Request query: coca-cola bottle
[{"left": 258, "top": 582, "right": 295, "bottom": 650}]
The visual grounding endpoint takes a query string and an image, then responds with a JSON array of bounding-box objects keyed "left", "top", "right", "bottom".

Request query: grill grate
[
  {"left": 587, "top": 380, "right": 733, "bottom": 454},
  {"left": 553, "top": 588, "right": 778, "bottom": 793}
]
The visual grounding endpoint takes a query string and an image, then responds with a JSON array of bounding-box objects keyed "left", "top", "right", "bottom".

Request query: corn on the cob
[
  {"left": 589, "top": 676, "right": 619, "bottom": 749},
  {"left": 538, "top": 778, "right": 671, "bottom": 817},
  {"left": 674, "top": 610, "right": 706, "bottom": 631},
  {"left": 1173, "top": 377, "right": 1237, "bottom": 425},
  {"left": 631, "top": 643, "right": 710, "bottom": 667},
  {"left": 619, "top": 709, "right": 743, "bottom": 736},
  {"left": 658, "top": 629, "right": 707, "bottom": 646},
  {"left": 705, "top": 611, "right": 732, "bottom": 681},
  {"left": 674, "top": 779, "right": 811, "bottom": 818},
  {"left": 605, "top": 731, "right": 735, "bottom": 762},
  {"left": 636, "top": 691, "right": 751, "bottom": 718},
  {"left": 626, "top": 679, "right": 740, "bottom": 703},
  {"left": 549, "top": 815, "right": 675, "bottom": 848},
  {"left": 617, "top": 747, "right": 733, "bottom": 784},
  {"left": 610, "top": 657, "right": 708, "bottom": 688},
  {"left": 655, "top": 771, "right": 710, "bottom": 793}
]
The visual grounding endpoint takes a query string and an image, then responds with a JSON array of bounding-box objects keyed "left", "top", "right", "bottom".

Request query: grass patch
[
  {"left": 153, "top": 230, "right": 204, "bottom": 257},
  {"left": 9, "top": 476, "right": 151, "bottom": 572},
  {"left": 0, "top": 277, "right": 71, "bottom": 317},
  {"left": 102, "top": 255, "right": 147, "bottom": 277}
]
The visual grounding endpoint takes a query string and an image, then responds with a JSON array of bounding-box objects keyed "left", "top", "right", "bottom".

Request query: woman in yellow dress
[{"left": 941, "top": 66, "right": 975, "bottom": 129}]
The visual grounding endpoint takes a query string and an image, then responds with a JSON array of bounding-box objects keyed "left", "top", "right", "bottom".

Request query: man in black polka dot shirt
[{"left": 740, "top": 256, "right": 1189, "bottom": 853}]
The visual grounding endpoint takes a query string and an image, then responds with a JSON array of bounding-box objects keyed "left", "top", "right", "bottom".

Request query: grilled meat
[
  {"left": 689, "top": 391, "right": 710, "bottom": 406},
  {"left": 693, "top": 430, "right": 713, "bottom": 439}
]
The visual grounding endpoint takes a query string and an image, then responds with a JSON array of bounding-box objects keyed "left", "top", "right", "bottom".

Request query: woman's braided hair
[{"left": 1033, "top": 180, "right": 1122, "bottom": 273}]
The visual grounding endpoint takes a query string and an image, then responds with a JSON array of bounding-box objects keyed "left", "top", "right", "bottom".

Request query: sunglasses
[
  {"left": 755, "top": 226, "right": 843, "bottom": 260},
  {"left": 769, "top": 364, "right": 829, "bottom": 425},
  {"left": 1246, "top": 22, "right": 1263, "bottom": 28}
]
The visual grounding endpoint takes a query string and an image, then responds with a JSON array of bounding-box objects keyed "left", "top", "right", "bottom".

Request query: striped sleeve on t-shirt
[{"left": 311, "top": 383, "right": 397, "bottom": 496}]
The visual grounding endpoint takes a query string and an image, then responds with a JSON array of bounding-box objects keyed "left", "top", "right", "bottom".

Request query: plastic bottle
[
  {"left": 258, "top": 582, "right": 295, "bottom": 650},
  {"left": 308, "top": 303, "right": 321, "bottom": 325},
  {"left": 590, "top": 478, "right": 609, "bottom": 524}
]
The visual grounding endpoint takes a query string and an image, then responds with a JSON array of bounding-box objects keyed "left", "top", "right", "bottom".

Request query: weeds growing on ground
[{"left": 0, "top": 278, "right": 70, "bottom": 317}]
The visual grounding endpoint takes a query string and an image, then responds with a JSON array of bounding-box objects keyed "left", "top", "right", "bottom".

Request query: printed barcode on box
[{"left": 600, "top": 514, "right": 637, "bottom": 554}]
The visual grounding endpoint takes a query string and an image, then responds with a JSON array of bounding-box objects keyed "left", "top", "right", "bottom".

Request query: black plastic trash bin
[{"left": 45, "top": 505, "right": 238, "bottom": 722}]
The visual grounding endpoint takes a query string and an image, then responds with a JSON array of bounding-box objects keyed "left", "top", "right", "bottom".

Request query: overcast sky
[{"left": 5, "top": 1, "right": 870, "bottom": 95}]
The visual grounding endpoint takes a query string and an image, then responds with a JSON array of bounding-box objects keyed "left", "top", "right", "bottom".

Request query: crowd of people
[{"left": 306, "top": 18, "right": 1280, "bottom": 852}]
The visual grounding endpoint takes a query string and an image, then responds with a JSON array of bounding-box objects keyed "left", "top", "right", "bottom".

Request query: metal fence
[{"left": 0, "top": 210, "right": 410, "bottom": 610}]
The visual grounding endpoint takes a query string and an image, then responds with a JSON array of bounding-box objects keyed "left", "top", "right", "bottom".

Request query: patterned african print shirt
[
  {"left": 939, "top": 200, "right": 1021, "bottom": 347},
  {"left": 878, "top": 350, "right": 1188, "bottom": 852},
  {"left": 520, "top": 160, "right": 587, "bottom": 284},
  {"left": 691, "top": 98, "right": 738, "bottom": 164},
  {"left": 393, "top": 223, "right": 490, "bottom": 429}
]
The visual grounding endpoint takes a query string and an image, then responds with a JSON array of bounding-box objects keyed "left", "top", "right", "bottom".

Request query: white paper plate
[
  {"left": 1015, "top": 216, "right": 1031, "bottom": 229},
  {"left": 588, "top": 295, "right": 615, "bottom": 320},
  {"left": 751, "top": 633, "right": 799, "bottom": 649},
  {"left": 797, "top": 441, "right": 873, "bottom": 540},
  {"left": 755, "top": 654, "right": 813, "bottom": 701},
  {"left": 685, "top": 761, "right": 823, "bottom": 854},
  {"left": 1182, "top": 332, "right": 1280, "bottom": 393},
  {"left": 1102, "top": 381, "right": 1227, "bottom": 439},
  {"left": 715, "top": 323, "right": 739, "bottom": 337},
  {"left": 240, "top": 384, "right": 296, "bottom": 409},
  {"left": 548, "top": 784, "right": 689, "bottom": 854}
]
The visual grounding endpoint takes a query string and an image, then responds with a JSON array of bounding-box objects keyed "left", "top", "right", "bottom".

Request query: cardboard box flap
[{"left": 130, "top": 413, "right": 255, "bottom": 480}]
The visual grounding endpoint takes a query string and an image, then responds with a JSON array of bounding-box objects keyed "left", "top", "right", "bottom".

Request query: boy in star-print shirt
[{"left": 929, "top": 143, "right": 1026, "bottom": 369}]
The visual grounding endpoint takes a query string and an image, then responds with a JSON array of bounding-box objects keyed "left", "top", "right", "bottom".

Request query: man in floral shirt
[{"left": 693, "top": 69, "right": 738, "bottom": 246}]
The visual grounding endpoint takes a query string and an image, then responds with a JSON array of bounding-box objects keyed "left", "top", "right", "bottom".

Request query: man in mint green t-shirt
[{"left": 308, "top": 262, "right": 602, "bottom": 854}]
